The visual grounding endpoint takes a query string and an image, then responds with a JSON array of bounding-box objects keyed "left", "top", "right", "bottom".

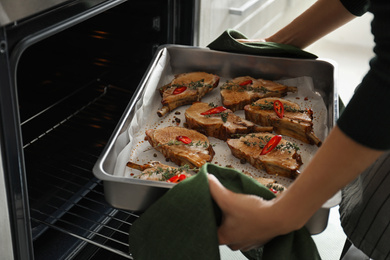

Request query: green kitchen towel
[
  {"left": 128, "top": 163, "right": 321, "bottom": 260},
  {"left": 207, "top": 29, "right": 317, "bottom": 59}
]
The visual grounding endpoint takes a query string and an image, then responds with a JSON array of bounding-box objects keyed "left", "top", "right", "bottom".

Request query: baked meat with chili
[
  {"left": 227, "top": 132, "right": 302, "bottom": 179},
  {"left": 244, "top": 97, "right": 322, "bottom": 146},
  {"left": 184, "top": 102, "right": 272, "bottom": 141},
  {"left": 220, "top": 76, "right": 297, "bottom": 112},
  {"left": 127, "top": 161, "right": 192, "bottom": 183},
  {"left": 157, "top": 72, "right": 220, "bottom": 117},
  {"left": 145, "top": 126, "right": 214, "bottom": 168}
]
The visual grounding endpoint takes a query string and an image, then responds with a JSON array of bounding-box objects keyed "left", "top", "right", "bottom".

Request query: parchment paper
[{"left": 113, "top": 50, "right": 327, "bottom": 187}]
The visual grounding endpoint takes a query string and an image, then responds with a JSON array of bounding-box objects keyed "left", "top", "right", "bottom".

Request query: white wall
[
  {"left": 306, "top": 12, "right": 375, "bottom": 104},
  {"left": 320, "top": 12, "right": 374, "bottom": 48}
]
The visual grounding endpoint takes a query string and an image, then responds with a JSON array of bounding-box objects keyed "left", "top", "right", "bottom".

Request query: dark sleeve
[
  {"left": 339, "top": 0, "right": 369, "bottom": 16},
  {"left": 337, "top": 65, "right": 390, "bottom": 150},
  {"left": 337, "top": 2, "right": 390, "bottom": 150}
]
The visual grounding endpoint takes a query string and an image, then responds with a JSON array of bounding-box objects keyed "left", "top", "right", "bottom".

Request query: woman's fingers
[
  {"left": 236, "top": 38, "right": 266, "bottom": 43},
  {"left": 207, "top": 173, "right": 288, "bottom": 251},
  {"left": 207, "top": 174, "right": 242, "bottom": 245},
  {"left": 207, "top": 174, "right": 234, "bottom": 211}
]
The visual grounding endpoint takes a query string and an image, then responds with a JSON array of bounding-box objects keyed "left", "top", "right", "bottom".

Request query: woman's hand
[
  {"left": 265, "top": 0, "right": 356, "bottom": 48},
  {"left": 236, "top": 39, "right": 266, "bottom": 43},
  {"left": 208, "top": 127, "right": 384, "bottom": 252},
  {"left": 207, "top": 174, "right": 289, "bottom": 251}
]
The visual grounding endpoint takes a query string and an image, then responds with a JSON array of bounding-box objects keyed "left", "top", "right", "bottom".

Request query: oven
[{"left": 0, "top": 0, "right": 197, "bottom": 259}]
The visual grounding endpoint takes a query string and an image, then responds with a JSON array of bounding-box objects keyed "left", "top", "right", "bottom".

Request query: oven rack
[
  {"left": 30, "top": 179, "right": 136, "bottom": 259},
  {"left": 23, "top": 81, "right": 139, "bottom": 259}
]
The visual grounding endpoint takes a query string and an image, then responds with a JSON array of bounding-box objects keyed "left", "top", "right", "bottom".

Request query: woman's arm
[
  {"left": 208, "top": 126, "right": 384, "bottom": 251},
  {"left": 266, "top": 0, "right": 356, "bottom": 48},
  {"left": 237, "top": 0, "right": 357, "bottom": 48}
]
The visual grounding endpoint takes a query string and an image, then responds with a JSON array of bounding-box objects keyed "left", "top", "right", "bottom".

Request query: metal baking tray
[{"left": 93, "top": 44, "right": 340, "bottom": 234}]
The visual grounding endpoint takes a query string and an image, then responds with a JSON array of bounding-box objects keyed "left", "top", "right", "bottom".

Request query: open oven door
[{"left": 0, "top": 0, "right": 198, "bottom": 259}]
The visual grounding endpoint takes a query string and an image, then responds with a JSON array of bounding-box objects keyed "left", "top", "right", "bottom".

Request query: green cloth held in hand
[
  {"left": 128, "top": 163, "right": 321, "bottom": 260},
  {"left": 207, "top": 29, "right": 317, "bottom": 59}
]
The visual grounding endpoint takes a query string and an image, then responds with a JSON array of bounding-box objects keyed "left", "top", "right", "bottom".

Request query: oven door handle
[{"left": 228, "top": 0, "right": 266, "bottom": 15}]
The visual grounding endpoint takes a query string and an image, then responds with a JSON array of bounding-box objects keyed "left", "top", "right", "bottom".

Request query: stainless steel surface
[
  {"left": 0, "top": 0, "right": 70, "bottom": 26},
  {"left": 0, "top": 148, "right": 14, "bottom": 260},
  {"left": 192, "top": 0, "right": 200, "bottom": 47},
  {"left": 93, "top": 44, "right": 340, "bottom": 233}
]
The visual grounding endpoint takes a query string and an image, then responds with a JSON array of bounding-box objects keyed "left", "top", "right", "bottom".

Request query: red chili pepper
[
  {"left": 260, "top": 135, "right": 282, "bottom": 155},
  {"left": 172, "top": 86, "right": 187, "bottom": 95},
  {"left": 273, "top": 100, "right": 284, "bottom": 118},
  {"left": 167, "top": 174, "right": 187, "bottom": 183},
  {"left": 239, "top": 80, "right": 253, "bottom": 86},
  {"left": 306, "top": 108, "right": 313, "bottom": 116},
  {"left": 269, "top": 188, "right": 278, "bottom": 194},
  {"left": 176, "top": 135, "right": 192, "bottom": 144},
  {"left": 200, "top": 106, "right": 227, "bottom": 115}
]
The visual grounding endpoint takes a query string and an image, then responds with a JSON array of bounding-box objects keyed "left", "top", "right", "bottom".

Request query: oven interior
[{"left": 14, "top": 1, "right": 194, "bottom": 259}]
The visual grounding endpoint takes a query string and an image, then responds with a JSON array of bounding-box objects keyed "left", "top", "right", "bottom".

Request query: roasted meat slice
[
  {"left": 244, "top": 97, "right": 322, "bottom": 146},
  {"left": 157, "top": 71, "right": 220, "bottom": 117},
  {"left": 126, "top": 161, "right": 192, "bottom": 182},
  {"left": 254, "top": 176, "right": 287, "bottom": 194},
  {"left": 227, "top": 132, "right": 302, "bottom": 179},
  {"left": 184, "top": 102, "right": 272, "bottom": 141},
  {"left": 220, "top": 76, "right": 297, "bottom": 112},
  {"left": 239, "top": 170, "right": 287, "bottom": 194},
  {"left": 145, "top": 126, "right": 214, "bottom": 168}
]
